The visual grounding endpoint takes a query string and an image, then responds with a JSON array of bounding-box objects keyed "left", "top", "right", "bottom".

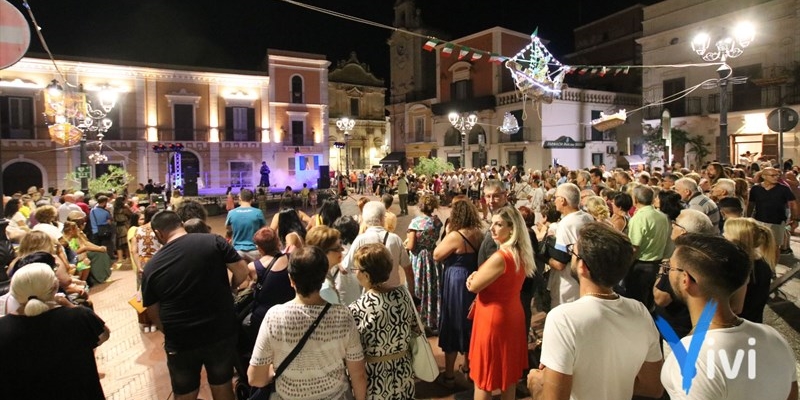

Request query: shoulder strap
[
  {"left": 255, "top": 253, "right": 284, "bottom": 295},
  {"left": 455, "top": 230, "right": 479, "bottom": 253},
  {"left": 273, "top": 303, "right": 331, "bottom": 380},
  {"left": 383, "top": 232, "right": 390, "bottom": 245}
]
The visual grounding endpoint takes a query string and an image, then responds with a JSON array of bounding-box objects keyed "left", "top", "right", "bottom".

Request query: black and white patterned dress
[{"left": 349, "top": 287, "right": 417, "bottom": 400}]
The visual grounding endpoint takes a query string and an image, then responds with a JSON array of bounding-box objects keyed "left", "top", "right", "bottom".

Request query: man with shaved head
[{"left": 58, "top": 193, "right": 85, "bottom": 223}]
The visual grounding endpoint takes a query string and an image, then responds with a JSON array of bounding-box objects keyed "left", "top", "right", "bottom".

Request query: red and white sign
[{"left": 0, "top": 0, "right": 31, "bottom": 70}]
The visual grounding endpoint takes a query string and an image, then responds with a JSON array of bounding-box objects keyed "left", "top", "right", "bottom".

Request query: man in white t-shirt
[
  {"left": 661, "top": 233, "right": 798, "bottom": 400},
  {"left": 528, "top": 222, "right": 664, "bottom": 400},
  {"left": 339, "top": 201, "right": 411, "bottom": 305},
  {"left": 547, "top": 183, "right": 593, "bottom": 307}
]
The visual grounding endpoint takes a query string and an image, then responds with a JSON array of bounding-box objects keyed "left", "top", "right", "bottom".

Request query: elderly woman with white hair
[{"left": 0, "top": 263, "right": 110, "bottom": 399}]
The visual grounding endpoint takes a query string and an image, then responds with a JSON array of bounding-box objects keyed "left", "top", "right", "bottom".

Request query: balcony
[
  {"left": 497, "top": 127, "right": 533, "bottom": 143},
  {"left": 432, "top": 95, "right": 496, "bottom": 116}
]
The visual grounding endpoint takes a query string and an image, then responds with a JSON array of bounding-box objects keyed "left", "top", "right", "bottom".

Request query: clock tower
[{"left": 387, "top": 0, "right": 437, "bottom": 101}]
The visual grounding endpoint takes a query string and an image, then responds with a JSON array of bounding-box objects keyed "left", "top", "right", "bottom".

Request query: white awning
[{"left": 624, "top": 155, "right": 647, "bottom": 165}]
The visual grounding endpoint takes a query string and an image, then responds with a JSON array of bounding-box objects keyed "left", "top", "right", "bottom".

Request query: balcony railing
[
  {"left": 431, "top": 95, "right": 497, "bottom": 116},
  {"left": 497, "top": 127, "right": 533, "bottom": 143}
]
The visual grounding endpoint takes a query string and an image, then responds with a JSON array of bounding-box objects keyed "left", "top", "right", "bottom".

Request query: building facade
[
  {"left": 328, "top": 52, "right": 388, "bottom": 174},
  {"left": 0, "top": 50, "right": 330, "bottom": 195},
  {"left": 387, "top": 19, "right": 642, "bottom": 171},
  {"left": 638, "top": 0, "right": 800, "bottom": 167}
]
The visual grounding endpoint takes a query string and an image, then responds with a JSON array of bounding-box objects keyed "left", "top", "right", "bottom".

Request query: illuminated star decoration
[{"left": 505, "top": 28, "right": 567, "bottom": 104}]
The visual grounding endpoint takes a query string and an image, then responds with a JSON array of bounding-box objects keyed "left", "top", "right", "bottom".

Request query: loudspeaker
[
  {"left": 318, "top": 165, "right": 330, "bottom": 189},
  {"left": 183, "top": 182, "right": 198, "bottom": 196},
  {"left": 183, "top": 166, "right": 198, "bottom": 184}
]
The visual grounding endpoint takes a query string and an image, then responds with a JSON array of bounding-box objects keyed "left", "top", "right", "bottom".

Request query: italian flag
[
  {"left": 488, "top": 53, "right": 505, "bottom": 64},
  {"left": 470, "top": 51, "right": 483, "bottom": 61},
  {"left": 442, "top": 43, "right": 455, "bottom": 57},
  {"left": 423, "top": 38, "right": 440, "bottom": 51},
  {"left": 458, "top": 47, "right": 471, "bottom": 60}
]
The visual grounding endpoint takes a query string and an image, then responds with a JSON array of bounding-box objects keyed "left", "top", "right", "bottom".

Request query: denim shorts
[{"left": 166, "top": 335, "right": 236, "bottom": 394}]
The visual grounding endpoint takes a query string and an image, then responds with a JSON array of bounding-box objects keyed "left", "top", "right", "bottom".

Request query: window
[
  {"left": 414, "top": 117, "right": 424, "bottom": 142},
  {"left": 444, "top": 127, "right": 460, "bottom": 146},
  {"left": 508, "top": 150, "right": 524, "bottom": 167},
  {"left": 230, "top": 161, "right": 253, "bottom": 187},
  {"left": 662, "top": 78, "right": 686, "bottom": 117},
  {"left": 288, "top": 157, "right": 296, "bottom": 176},
  {"left": 0, "top": 96, "right": 33, "bottom": 139},
  {"left": 590, "top": 110, "right": 604, "bottom": 141},
  {"left": 291, "top": 120, "right": 305, "bottom": 146},
  {"left": 95, "top": 163, "right": 123, "bottom": 178},
  {"left": 592, "top": 153, "right": 604, "bottom": 166},
  {"left": 225, "top": 107, "right": 255, "bottom": 141},
  {"left": 451, "top": 80, "right": 472, "bottom": 100},
  {"left": 291, "top": 76, "right": 303, "bottom": 104},
  {"left": 447, "top": 155, "right": 461, "bottom": 169},
  {"left": 509, "top": 110, "right": 524, "bottom": 142},
  {"left": 350, "top": 147, "right": 363, "bottom": 169},
  {"left": 174, "top": 104, "right": 194, "bottom": 141},
  {"left": 350, "top": 98, "right": 360, "bottom": 117},
  {"left": 732, "top": 64, "right": 762, "bottom": 111},
  {"left": 472, "top": 151, "right": 482, "bottom": 168}
]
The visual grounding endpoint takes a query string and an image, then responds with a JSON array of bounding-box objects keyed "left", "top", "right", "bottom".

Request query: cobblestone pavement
[{"left": 91, "top": 195, "right": 800, "bottom": 399}]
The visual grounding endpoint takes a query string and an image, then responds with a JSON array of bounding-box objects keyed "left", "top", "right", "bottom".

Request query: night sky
[{"left": 14, "top": 0, "right": 657, "bottom": 82}]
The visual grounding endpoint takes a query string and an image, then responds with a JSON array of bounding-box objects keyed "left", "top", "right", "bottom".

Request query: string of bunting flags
[{"left": 422, "top": 36, "right": 633, "bottom": 77}]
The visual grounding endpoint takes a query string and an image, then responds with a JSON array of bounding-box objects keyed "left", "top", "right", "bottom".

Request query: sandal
[
  {"left": 436, "top": 373, "right": 456, "bottom": 389},
  {"left": 459, "top": 364, "right": 472, "bottom": 381}
]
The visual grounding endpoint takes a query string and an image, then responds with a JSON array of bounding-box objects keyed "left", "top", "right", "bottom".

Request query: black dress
[{"left": 438, "top": 231, "right": 478, "bottom": 353}]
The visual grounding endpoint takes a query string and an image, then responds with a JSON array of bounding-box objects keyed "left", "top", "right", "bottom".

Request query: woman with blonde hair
[
  {"left": 0, "top": 263, "right": 110, "bottom": 399},
  {"left": 349, "top": 243, "right": 418, "bottom": 399},
  {"left": 62, "top": 220, "right": 106, "bottom": 282},
  {"left": 306, "top": 225, "right": 345, "bottom": 305},
  {"left": 466, "top": 205, "right": 534, "bottom": 400},
  {"left": 584, "top": 196, "right": 611, "bottom": 225},
  {"left": 723, "top": 217, "right": 776, "bottom": 323},
  {"left": 8, "top": 231, "right": 81, "bottom": 295}
]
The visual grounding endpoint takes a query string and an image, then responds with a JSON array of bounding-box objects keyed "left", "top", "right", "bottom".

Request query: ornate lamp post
[
  {"left": 336, "top": 117, "right": 355, "bottom": 177},
  {"left": 690, "top": 22, "right": 755, "bottom": 164},
  {"left": 449, "top": 112, "right": 478, "bottom": 169},
  {"left": 44, "top": 81, "right": 118, "bottom": 193}
]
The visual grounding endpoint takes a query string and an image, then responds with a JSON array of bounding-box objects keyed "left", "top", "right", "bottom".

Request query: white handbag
[{"left": 406, "top": 288, "right": 439, "bottom": 382}]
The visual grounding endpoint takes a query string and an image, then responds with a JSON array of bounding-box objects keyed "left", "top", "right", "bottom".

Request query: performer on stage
[{"left": 259, "top": 161, "right": 271, "bottom": 187}]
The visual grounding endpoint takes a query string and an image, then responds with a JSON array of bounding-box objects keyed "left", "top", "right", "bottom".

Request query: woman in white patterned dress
[
  {"left": 349, "top": 243, "right": 419, "bottom": 400},
  {"left": 248, "top": 246, "right": 367, "bottom": 400}
]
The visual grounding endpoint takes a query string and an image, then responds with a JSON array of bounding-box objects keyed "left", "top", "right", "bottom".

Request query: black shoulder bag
[{"left": 249, "top": 302, "right": 332, "bottom": 400}]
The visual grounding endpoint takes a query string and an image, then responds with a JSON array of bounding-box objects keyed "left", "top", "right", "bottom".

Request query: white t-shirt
[
  {"left": 339, "top": 226, "right": 410, "bottom": 305},
  {"left": 541, "top": 296, "right": 662, "bottom": 400},
  {"left": 661, "top": 320, "right": 797, "bottom": 400},
  {"left": 549, "top": 210, "right": 593, "bottom": 307}
]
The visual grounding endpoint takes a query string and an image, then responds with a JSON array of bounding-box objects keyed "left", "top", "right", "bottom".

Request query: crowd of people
[{"left": 1, "top": 155, "right": 799, "bottom": 400}]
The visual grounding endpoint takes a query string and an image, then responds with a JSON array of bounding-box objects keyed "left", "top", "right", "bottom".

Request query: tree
[
  {"left": 414, "top": 157, "right": 454, "bottom": 178},
  {"left": 65, "top": 165, "right": 134, "bottom": 195}
]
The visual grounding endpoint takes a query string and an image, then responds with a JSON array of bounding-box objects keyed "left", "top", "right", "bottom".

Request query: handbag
[
  {"left": 405, "top": 287, "right": 439, "bottom": 382},
  {"left": 238, "top": 253, "right": 284, "bottom": 325},
  {"left": 249, "top": 302, "right": 331, "bottom": 400},
  {"left": 91, "top": 209, "right": 113, "bottom": 239}
]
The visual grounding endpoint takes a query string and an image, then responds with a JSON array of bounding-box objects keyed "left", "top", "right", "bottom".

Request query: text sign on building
[
  {"left": 75, "top": 166, "right": 91, "bottom": 179},
  {"left": 543, "top": 136, "right": 585, "bottom": 149}
]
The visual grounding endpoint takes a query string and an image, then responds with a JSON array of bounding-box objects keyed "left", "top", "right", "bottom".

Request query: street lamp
[
  {"left": 336, "top": 117, "right": 355, "bottom": 177},
  {"left": 449, "top": 112, "right": 478, "bottom": 169},
  {"left": 690, "top": 22, "right": 755, "bottom": 164},
  {"left": 44, "top": 81, "right": 118, "bottom": 193}
]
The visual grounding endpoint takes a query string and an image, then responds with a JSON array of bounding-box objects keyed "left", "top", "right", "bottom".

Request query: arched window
[
  {"left": 291, "top": 76, "right": 303, "bottom": 104},
  {"left": 444, "top": 127, "right": 461, "bottom": 146}
]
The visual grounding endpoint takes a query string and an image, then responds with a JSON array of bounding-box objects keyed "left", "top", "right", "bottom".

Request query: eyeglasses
[
  {"left": 659, "top": 260, "right": 685, "bottom": 275},
  {"left": 566, "top": 243, "right": 593, "bottom": 275},
  {"left": 326, "top": 245, "right": 345, "bottom": 253},
  {"left": 672, "top": 221, "right": 687, "bottom": 233}
]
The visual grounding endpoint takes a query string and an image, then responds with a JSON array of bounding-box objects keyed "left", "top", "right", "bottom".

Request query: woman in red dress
[{"left": 466, "top": 205, "right": 535, "bottom": 400}]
